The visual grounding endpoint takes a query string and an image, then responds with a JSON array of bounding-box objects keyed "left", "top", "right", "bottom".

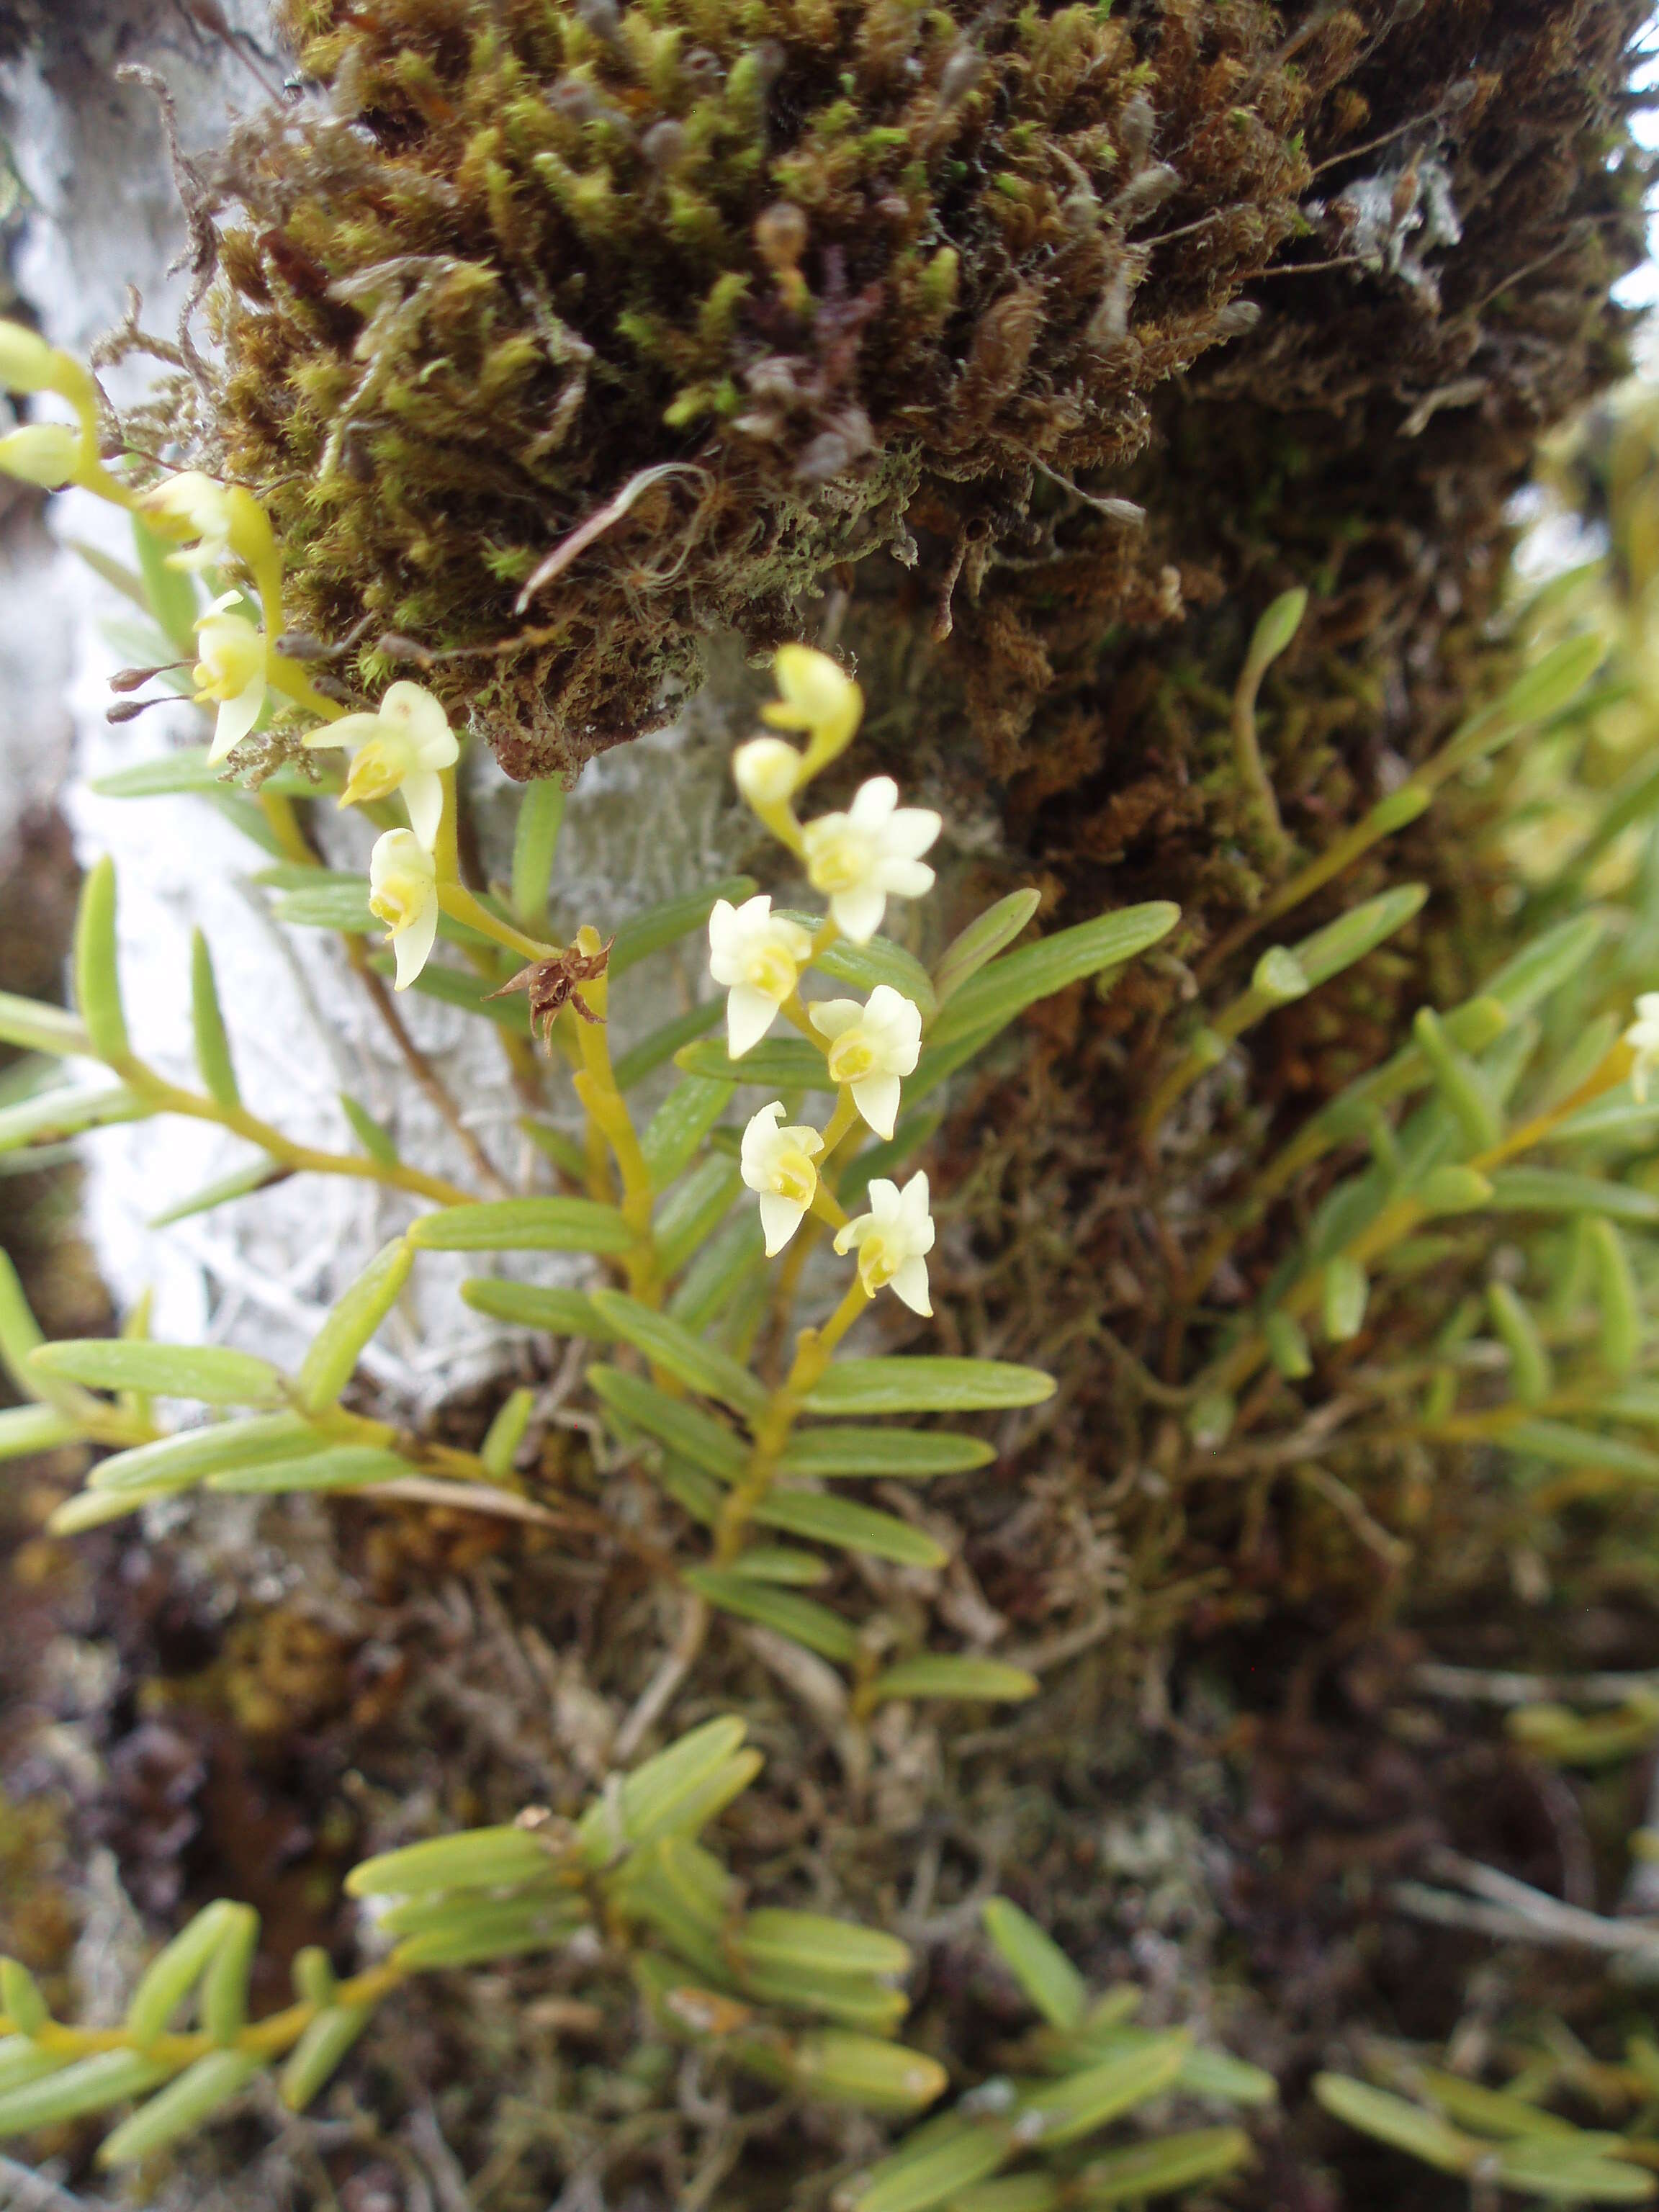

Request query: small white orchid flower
[
  {"left": 369, "top": 829, "right": 440, "bottom": 989},
  {"left": 1627, "top": 992, "right": 1659, "bottom": 1103},
  {"left": 732, "top": 734, "right": 804, "bottom": 809},
  {"left": 740, "top": 1102, "right": 824, "bottom": 1256},
  {"left": 835, "top": 1172, "right": 935, "bottom": 1316},
  {"left": 141, "top": 470, "right": 237, "bottom": 572},
  {"left": 194, "top": 593, "right": 268, "bottom": 765},
  {"left": 707, "top": 894, "right": 814, "bottom": 1057},
  {"left": 762, "top": 644, "right": 863, "bottom": 764},
  {"left": 303, "top": 681, "right": 459, "bottom": 848},
  {"left": 809, "top": 985, "right": 922, "bottom": 1139},
  {"left": 801, "top": 777, "right": 941, "bottom": 943}
]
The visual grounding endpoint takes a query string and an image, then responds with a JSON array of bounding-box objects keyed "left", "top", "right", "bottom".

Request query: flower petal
[
  {"left": 758, "top": 1191, "right": 806, "bottom": 1257},
  {"left": 727, "top": 984, "right": 779, "bottom": 1058},
  {"left": 852, "top": 1071, "right": 901, "bottom": 1140},
  {"left": 830, "top": 884, "right": 887, "bottom": 943},
  {"left": 208, "top": 677, "right": 264, "bottom": 765},
  {"left": 403, "top": 768, "right": 445, "bottom": 850},
  {"left": 890, "top": 1255, "right": 932, "bottom": 1317},
  {"left": 848, "top": 777, "right": 898, "bottom": 827},
  {"left": 391, "top": 895, "right": 439, "bottom": 989},
  {"left": 884, "top": 806, "right": 943, "bottom": 861},
  {"left": 878, "top": 857, "right": 937, "bottom": 900},
  {"left": 808, "top": 997, "right": 862, "bottom": 1043}
]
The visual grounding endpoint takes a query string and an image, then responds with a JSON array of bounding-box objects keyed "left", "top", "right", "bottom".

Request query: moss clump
[{"left": 200, "top": 0, "right": 1314, "bottom": 774}]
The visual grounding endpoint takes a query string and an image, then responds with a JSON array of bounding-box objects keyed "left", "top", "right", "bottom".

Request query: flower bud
[
  {"left": 0, "top": 423, "right": 81, "bottom": 488},
  {"left": 0, "top": 320, "right": 61, "bottom": 395},
  {"left": 733, "top": 735, "right": 802, "bottom": 808}
]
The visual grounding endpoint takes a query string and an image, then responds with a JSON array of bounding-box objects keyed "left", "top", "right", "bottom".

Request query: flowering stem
[
  {"left": 111, "top": 1053, "right": 476, "bottom": 1209},
  {"left": 430, "top": 768, "right": 557, "bottom": 963},
  {"left": 567, "top": 940, "right": 660, "bottom": 1300},
  {"left": 714, "top": 1275, "right": 871, "bottom": 1563}
]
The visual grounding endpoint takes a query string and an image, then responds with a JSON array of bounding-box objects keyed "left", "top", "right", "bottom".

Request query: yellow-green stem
[{"left": 714, "top": 1275, "right": 871, "bottom": 1562}]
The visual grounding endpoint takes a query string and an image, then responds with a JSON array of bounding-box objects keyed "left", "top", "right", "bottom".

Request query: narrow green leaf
[
  {"left": 296, "top": 1238, "right": 414, "bottom": 1411},
  {"left": 1017, "top": 2034, "right": 1187, "bottom": 2147},
  {"left": 97, "top": 2049, "right": 261, "bottom": 2167},
  {"left": 409, "top": 1197, "right": 634, "bottom": 1254},
  {"left": 1586, "top": 1217, "right": 1642, "bottom": 1377},
  {"left": 1485, "top": 1170, "right": 1659, "bottom": 1223},
  {"left": 278, "top": 2002, "right": 376, "bottom": 2110},
  {"left": 1499, "top": 1421, "right": 1659, "bottom": 1479},
  {"left": 951, "top": 2180, "right": 1061, "bottom": 2212},
  {"left": 683, "top": 1568, "right": 859, "bottom": 1660},
  {"left": 1290, "top": 884, "right": 1428, "bottom": 990},
  {"left": 611, "top": 877, "right": 757, "bottom": 977},
  {"left": 1323, "top": 1256, "right": 1368, "bottom": 1342},
  {"left": 340, "top": 1092, "right": 400, "bottom": 1169},
  {"left": 461, "top": 1279, "right": 611, "bottom": 1337},
  {"left": 0, "top": 990, "right": 90, "bottom": 1059},
  {"left": 0, "top": 1082, "right": 150, "bottom": 1154},
  {"left": 589, "top": 1290, "right": 766, "bottom": 1418},
  {"left": 199, "top": 1905, "right": 260, "bottom": 2045},
  {"left": 148, "top": 1156, "right": 284, "bottom": 1228},
  {"left": 1177, "top": 2046, "right": 1278, "bottom": 2105},
  {"left": 269, "top": 878, "right": 375, "bottom": 932},
  {"left": 30, "top": 1338, "right": 285, "bottom": 1408},
  {"left": 0, "top": 2048, "right": 172, "bottom": 2135},
  {"left": 655, "top": 1157, "right": 742, "bottom": 1278},
  {"left": 0, "top": 1961, "right": 45, "bottom": 2036},
  {"left": 614, "top": 999, "right": 723, "bottom": 1089},
  {"left": 642, "top": 1076, "right": 731, "bottom": 1189},
  {"left": 777, "top": 1427, "right": 995, "bottom": 1479},
  {"left": 1489, "top": 2141, "right": 1655, "bottom": 2202},
  {"left": 0, "top": 1252, "right": 48, "bottom": 1405},
  {"left": 1416, "top": 2069, "right": 1585, "bottom": 2141},
  {"left": 1496, "top": 629, "right": 1604, "bottom": 729},
  {"left": 127, "top": 1902, "right": 243, "bottom": 2049},
  {"left": 347, "top": 1825, "right": 557, "bottom": 1898},
  {"left": 927, "top": 902, "right": 1179, "bottom": 1051},
  {"left": 189, "top": 931, "right": 240, "bottom": 1109},
  {"left": 392, "top": 1898, "right": 586, "bottom": 1969},
  {"left": 675, "top": 1036, "right": 833, "bottom": 1089},
  {"left": 589, "top": 1364, "right": 747, "bottom": 1480},
  {"left": 1246, "top": 585, "right": 1308, "bottom": 672},
  {"left": 1264, "top": 1309, "right": 1313, "bottom": 1380},
  {"left": 802, "top": 1359, "right": 1054, "bottom": 1416},
  {"left": 853, "top": 2120, "right": 1013, "bottom": 2212},
  {"left": 1483, "top": 912, "right": 1609, "bottom": 1017},
  {"left": 518, "top": 1116, "right": 588, "bottom": 1177},
  {"left": 0, "top": 2038, "right": 67, "bottom": 2096},
  {"left": 131, "top": 511, "right": 202, "bottom": 653},
  {"left": 981, "top": 1898, "right": 1086, "bottom": 2030},
  {"left": 753, "top": 1488, "right": 947, "bottom": 1567},
  {"left": 580, "top": 1716, "right": 756, "bottom": 1863},
  {"left": 481, "top": 1388, "right": 535, "bottom": 1482},
  {"left": 773, "top": 917, "right": 937, "bottom": 1022},
  {"left": 511, "top": 778, "right": 565, "bottom": 930},
  {"left": 740, "top": 1962, "right": 907, "bottom": 2033},
  {"left": 88, "top": 1412, "right": 312, "bottom": 1494},
  {"left": 72, "top": 856, "right": 128, "bottom": 1061},
  {"left": 729, "top": 1545, "right": 828, "bottom": 1583},
  {"left": 668, "top": 1207, "right": 764, "bottom": 1331},
  {"left": 1072, "top": 2127, "right": 1251, "bottom": 2205},
  {"left": 207, "top": 1444, "right": 410, "bottom": 1493},
  {"left": 1413, "top": 1007, "right": 1501, "bottom": 1150},
  {"left": 1488, "top": 1285, "right": 1552, "bottom": 1405},
  {"left": 933, "top": 890, "right": 1043, "bottom": 1006},
  {"left": 91, "top": 746, "right": 222, "bottom": 797},
  {"left": 1313, "top": 2074, "right": 1475, "bottom": 2176},
  {"left": 868, "top": 1656, "right": 1037, "bottom": 1705},
  {"left": 0, "top": 1403, "right": 80, "bottom": 1460},
  {"left": 790, "top": 2033, "right": 948, "bottom": 2119}
]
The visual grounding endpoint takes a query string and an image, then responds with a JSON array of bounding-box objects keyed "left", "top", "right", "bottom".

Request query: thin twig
[
  {"left": 349, "top": 941, "right": 511, "bottom": 1195},
  {"left": 1413, "top": 1660, "right": 1659, "bottom": 1707},
  {"left": 515, "top": 464, "right": 711, "bottom": 612}
]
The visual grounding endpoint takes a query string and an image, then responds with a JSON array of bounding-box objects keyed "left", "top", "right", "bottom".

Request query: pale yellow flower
[
  {"left": 808, "top": 986, "right": 922, "bottom": 1139},
  {"left": 802, "top": 777, "right": 940, "bottom": 943},
  {"left": 707, "top": 894, "right": 814, "bottom": 1057},
  {"left": 369, "top": 829, "right": 440, "bottom": 989},
  {"left": 193, "top": 593, "right": 267, "bottom": 765},
  {"left": 740, "top": 1102, "right": 824, "bottom": 1255},
  {"left": 304, "top": 682, "right": 459, "bottom": 848},
  {"left": 835, "top": 1173, "right": 935, "bottom": 1316}
]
